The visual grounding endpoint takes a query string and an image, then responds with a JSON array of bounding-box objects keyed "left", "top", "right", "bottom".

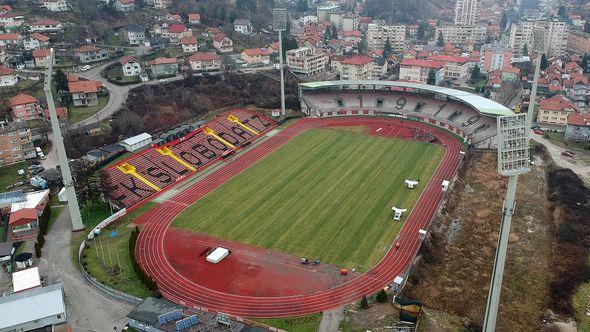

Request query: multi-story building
[
  {"left": 10, "top": 94, "right": 43, "bottom": 121},
  {"left": 122, "top": 24, "right": 145, "bottom": 45},
  {"left": 188, "top": 52, "right": 221, "bottom": 72},
  {"left": 435, "top": 25, "right": 487, "bottom": 44},
  {"left": 286, "top": 46, "right": 328, "bottom": 76},
  {"left": 341, "top": 14, "right": 357, "bottom": 32},
  {"left": 32, "top": 48, "right": 52, "bottom": 67},
  {"left": 30, "top": 19, "right": 63, "bottom": 33},
  {"left": 0, "top": 66, "right": 17, "bottom": 86},
  {"left": 340, "top": 55, "right": 386, "bottom": 80},
  {"left": 233, "top": 19, "right": 254, "bottom": 35},
  {"left": 120, "top": 56, "right": 142, "bottom": 77},
  {"left": 536, "top": 95, "right": 580, "bottom": 126},
  {"left": 366, "top": 23, "right": 406, "bottom": 52},
  {"left": 0, "top": 13, "right": 24, "bottom": 30},
  {"left": 399, "top": 58, "right": 445, "bottom": 84},
  {"left": 479, "top": 43, "right": 512, "bottom": 73},
  {"left": 241, "top": 48, "right": 272, "bottom": 65},
  {"left": 188, "top": 13, "right": 201, "bottom": 25},
  {"left": 68, "top": 79, "right": 104, "bottom": 107},
  {"left": 40, "top": 0, "right": 69, "bottom": 12},
  {"left": 454, "top": 0, "right": 478, "bottom": 25},
  {"left": 152, "top": 0, "right": 171, "bottom": 9},
  {"left": 23, "top": 33, "right": 50, "bottom": 50},
  {"left": 509, "top": 19, "right": 568, "bottom": 56},
  {"left": 180, "top": 36, "right": 198, "bottom": 53},
  {"left": 212, "top": 33, "right": 233, "bottom": 53},
  {"left": 0, "top": 121, "right": 35, "bottom": 166},
  {"left": 114, "top": 0, "right": 135, "bottom": 13},
  {"left": 567, "top": 30, "right": 590, "bottom": 55},
  {"left": 74, "top": 45, "right": 109, "bottom": 63},
  {"left": 565, "top": 114, "right": 590, "bottom": 141},
  {"left": 427, "top": 55, "right": 475, "bottom": 80},
  {"left": 0, "top": 33, "right": 21, "bottom": 46},
  {"left": 148, "top": 57, "right": 178, "bottom": 78},
  {"left": 317, "top": 3, "right": 338, "bottom": 22}
]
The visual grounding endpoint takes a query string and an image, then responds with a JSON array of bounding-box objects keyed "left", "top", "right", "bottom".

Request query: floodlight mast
[
  {"left": 273, "top": 8, "right": 287, "bottom": 116},
  {"left": 483, "top": 29, "right": 544, "bottom": 332},
  {"left": 44, "top": 48, "right": 85, "bottom": 231}
]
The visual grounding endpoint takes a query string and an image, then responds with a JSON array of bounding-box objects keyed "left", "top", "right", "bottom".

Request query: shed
[
  {"left": 12, "top": 266, "right": 41, "bottom": 293},
  {"left": 120, "top": 133, "right": 152, "bottom": 152},
  {"left": 14, "top": 252, "right": 33, "bottom": 269}
]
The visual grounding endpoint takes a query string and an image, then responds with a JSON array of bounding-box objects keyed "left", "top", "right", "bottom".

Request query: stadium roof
[{"left": 299, "top": 80, "right": 514, "bottom": 117}]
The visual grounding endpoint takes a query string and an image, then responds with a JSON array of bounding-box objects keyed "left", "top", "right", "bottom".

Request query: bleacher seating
[
  {"left": 301, "top": 91, "right": 498, "bottom": 144},
  {"left": 103, "top": 110, "right": 276, "bottom": 208}
]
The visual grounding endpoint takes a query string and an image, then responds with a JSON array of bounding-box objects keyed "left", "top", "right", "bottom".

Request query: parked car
[
  {"left": 561, "top": 151, "right": 574, "bottom": 158},
  {"left": 31, "top": 166, "right": 45, "bottom": 175},
  {"left": 80, "top": 65, "right": 91, "bottom": 71},
  {"left": 533, "top": 129, "right": 544, "bottom": 135},
  {"left": 565, "top": 150, "right": 576, "bottom": 156},
  {"left": 300, "top": 257, "right": 309, "bottom": 265}
]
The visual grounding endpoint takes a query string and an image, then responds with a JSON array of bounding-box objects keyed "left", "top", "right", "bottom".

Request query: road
[
  {"left": 38, "top": 207, "right": 134, "bottom": 331},
  {"left": 318, "top": 306, "right": 344, "bottom": 332},
  {"left": 531, "top": 134, "right": 590, "bottom": 184}
]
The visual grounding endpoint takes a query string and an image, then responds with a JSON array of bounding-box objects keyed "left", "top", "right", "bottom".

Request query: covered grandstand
[
  {"left": 299, "top": 80, "right": 514, "bottom": 147},
  {"left": 102, "top": 110, "right": 276, "bottom": 208}
]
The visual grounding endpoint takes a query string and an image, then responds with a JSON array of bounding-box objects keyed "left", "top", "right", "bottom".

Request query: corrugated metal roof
[
  {"left": 121, "top": 132, "right": 152, "bottom": 146},
  {"left": 299, "top": 80, "right": 514, "bottom": 117},
  {"left": 12, "top": 266, "right": 41, "bottom": 293},
  {"left": 0, "top": 283, "right": 65, "bottom": 329}
]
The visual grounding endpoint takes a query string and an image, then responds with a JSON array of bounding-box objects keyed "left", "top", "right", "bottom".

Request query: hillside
[{"left": 362, "top": 0, "right": 454, "bottom": 24}]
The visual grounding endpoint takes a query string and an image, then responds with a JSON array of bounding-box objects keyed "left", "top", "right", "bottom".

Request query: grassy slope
[
  {"left": 0, "top": 162, "right": 28, "bottom": 192},
  {"left": 173, "top": 128, "right": 444, "bottom": 271},
  {"left": 254, "top": 314, "right": 322, "bottom": 332},
  {"left": 68, "top": 95, "right": 109, "bottom": 124}
]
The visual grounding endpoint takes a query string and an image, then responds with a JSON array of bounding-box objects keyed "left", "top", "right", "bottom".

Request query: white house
[
  {"left": 114, "top": 0, "right": 135, "bottom": 13},
  {"left": 233, "top": 19, "right": 253, "bottom": 35},
  {"left": 120, "top": 56, "right": 142, "bottom": 76},
  {"left": 122, "top": 24, "right": 145, "bottom": 45},
  {"left": 40, "top": 0, "right": 69, "bottom": 12},
  {"left": 23, "top": 33, "right": 50, "bottom": 50},
  {"left": 30, "top": 19, "right": 63, "bottom": 33},
  {"left": 120, "top": 133, "right": 152, "bottom": 152},
  {"left": 0, "top": 66, "right": 17, "bottom": 86},
  {"left": 188, "top": 52, "right": 221, "bottom": 72}
]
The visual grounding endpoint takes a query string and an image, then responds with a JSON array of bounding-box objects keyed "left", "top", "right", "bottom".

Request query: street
[
  {"left": 531, "top": 133, "right": 590, "bottom": 184},
  {"left": 38, "top": 208, "right": 133, "bottom": 331}
]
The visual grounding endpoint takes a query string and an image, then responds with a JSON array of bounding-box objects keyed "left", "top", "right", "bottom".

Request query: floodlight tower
[
  {"left": 482, "top": 28, "right": 545, "bottom": 332},
  {"left": 273, "top": 7, "right": 287, "bottom": 116},
  {"left": 44, "top": 48, "right": 85, "bottom": 231}
]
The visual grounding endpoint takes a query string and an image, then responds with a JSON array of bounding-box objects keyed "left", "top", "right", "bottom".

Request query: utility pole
[
  {"left": 44, "top": 48, "right": 85, "bottom": 231},
  {"left": 273, "top": 8, "right": 287, "bottom": 116},
  {"left": 483, "top": 27, "right": 545, "bottom": 332}
]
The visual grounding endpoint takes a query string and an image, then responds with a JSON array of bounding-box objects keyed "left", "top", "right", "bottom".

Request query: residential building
[
  {"left": 340, "top": 55, "right": 383, "bottom": 80},
  {"left": 341, "top": 14, "right": 357, "bottom": 32},
  {"left": 10, "top": 94, "right": 43, "bottom": 121},
  {"left": 435, "top": 25, "right": 487, "bottom": 44},
  {"left": 0, "top": 121, "right": 35, "bottom": 166},
  {"left": 567, "top": 30, "right": 590, "bottom": 55},
  {"left": 0, "top": 13, "right": 23, "bottom": 30},
  {"left": 152, "top": 0, "right": 171, "bottom": 9},
  {"left": 114, "top": 0, "right": 135, "bottom": 13},
  {"left": 0, "top": 66, "right": 17, "bottom": 86},
  {"left": 427, "top": 55, "right": 475, "bottom": 80},
  {"left": 32, "top": 48, "right": 52, "bottom": 67},
  {"left": 188, "top": 13, "right": 201, "bottom": 25},
  {"left": 366, "top": 23, "right": 406, "bottom": 52},
  {"left": 241, "top": 48, "right": 272, "bottom": 65},
  {"left": 234, "top": 19, "right": 254, "bottom": 35},
  {"left": 24, "top": 32, "right": 50, "bottom": 50},
  {"left": 399, "top": 58, "right": 445, "bottom": 84},
  {"left": 120, "top": 55, "right": 141, "bottom": 76},
  {"left": 212, "top": 33, "right": 233, "bottom": 53},
  {"left": 74, "top": 45, "right": 108, "bottom": 63},
  {"left": 40, "top": 0, "right": 69, "bottom": 11},
  {"left": 9, "top": 208, "right": 39, "bottom": 241},
  {"left": 180, "top": 36, "right": 198, "bottom": 53},
  {"left": 567, "top": 84, "right": 590, "bottom": 109},
  {"left": 0, "top": 283, "right": 66, "bottom": 331},
  {"left": 188, "top": 52, "right": 221, "bottom": 72},
  {"left": 480, "top": 43, "right": 512, "bottom": 73},
  {"left": 149, "top": 57, "right": 178, "bottom": 78},
  {"left": 122, "top": 24, "right": 145, "bottom": 45},
  {"left": 454, "top": 0, "right": 478, "bottom": 25},
  {"left": 509, "top": 19, "right": 568, "bottom": 56},
  {"left": 286, "top": 46, "right": 328, "bottom": 76},
  {"left": 68, "top": 79, "right": 104, "bottom": 107},
  {"left": 536, "top": 95, "right": 580, "bottom": 126},
  {"left": 565, "top": 113, "right": 590, "bottom": 141},
  {"left": 30, "top": 19, "right": 63, "bottom": 33},
  {"left": 163, "top": 24, "right": 191, "bottom": 43},
  {"left": 317, "top": 3, "right": 338, "bottom": 22},
  {"left": 0, "top": 33, "right": 21, "bottom": 46}
]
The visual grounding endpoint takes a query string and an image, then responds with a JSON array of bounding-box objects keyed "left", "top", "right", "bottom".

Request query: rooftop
[
  {"left": 568, "top": 113, "right": 590, "bottom": 127},
  {"left": 68, "top": 80, "right": 104, "bottom": 94},
  {"left": 342, "top": 55, "right": 374, "bottom": 66},
  {"left": 75, "top": 44, "right": 100, "bottom": 53},
  {"left": 10, "top": 93, "right": 38, "bottom": 106},
  {"left": 401, "top": 58, "right": 445, "bottom": 69},
  {"left": 188, "top": 52, "right": 219, "bottom": 62},
  {"left": 0, "top": 283, "right": 65, "bottom": 330},
  {"left": 149, "top": 57, "right": 177, "bottom": 65}
]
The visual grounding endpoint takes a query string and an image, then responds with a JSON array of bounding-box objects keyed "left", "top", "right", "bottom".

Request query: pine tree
[
  {"left": 500, "top": 12, "right": 508, "bottom": 31},
  {"left": 54, "top": 69, "right": 69, "bottom": 93},
  {"left": 376, "top": 289, "right": 388, "bottom": 303},
  {"left": 582, "top": 54, "right": 589, "bottom": 74},
  {"left": 522, "top": 43, "right": 528, "bottom": 55},
  {"left": 470, "top": 64, "right": 481, "bottom": 83},
  {"left": 540, "top": 53, "right": 548, "bottom": 70},
  {"left": 417, "top": 23, "right": 425, "bottom": 40},
  {"left": 383, "top": 39, "right": 392, "bottom": 59},
  {"left": 427, "top": 69, "right": 436, "bottom": 85},
  {"left": 585, "top": 21, "right": 590, "bottom": 34},
  {"left": 436, "top": 31, "right": 444, "bottom": 47},
  {"left": 360, "top": 295, "right": 369, "bottom": 309}
]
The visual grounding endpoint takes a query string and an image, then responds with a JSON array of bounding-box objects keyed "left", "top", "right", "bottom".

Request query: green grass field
[{"left": 172, "top": 127, "right": 444, "bottom": 271}]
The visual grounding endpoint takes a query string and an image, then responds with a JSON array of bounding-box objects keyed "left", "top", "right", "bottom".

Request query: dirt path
[
  {"left": 38, "top": 208, "right": 133, "bottom": 331},
  {"left": 318, "top": 306, "right": 344, "bottom": 332},
  {"left": 531, "top": 134, "right": 590, "bottom": 184}
]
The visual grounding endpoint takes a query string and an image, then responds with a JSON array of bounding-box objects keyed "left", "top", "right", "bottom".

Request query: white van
[
  {"left": 80, "top": 65, "right": 91, "bottom": 71},
  {"left": 35, "top": 147, "right": 45, "bottom": 159}
]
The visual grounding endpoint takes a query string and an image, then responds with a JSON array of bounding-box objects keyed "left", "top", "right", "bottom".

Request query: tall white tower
[{"left": 454, "top": 0, "right": 478, "bottom": 25}]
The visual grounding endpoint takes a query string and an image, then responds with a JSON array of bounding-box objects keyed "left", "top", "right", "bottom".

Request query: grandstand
[
  {"left": 102, "top": 110, "right": 276, "bottom": 208},
  {"left": 299, "top": 80, "right": 513, "bottom": 147}
]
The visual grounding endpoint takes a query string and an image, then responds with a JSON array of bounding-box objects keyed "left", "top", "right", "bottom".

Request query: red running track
[{"left": 134, "top": 117, "right": 463, "bottom": 318}]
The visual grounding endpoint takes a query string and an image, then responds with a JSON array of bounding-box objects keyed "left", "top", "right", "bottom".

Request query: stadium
[{"left": 102, "top": 80, "right": 512, "bottom": 318}]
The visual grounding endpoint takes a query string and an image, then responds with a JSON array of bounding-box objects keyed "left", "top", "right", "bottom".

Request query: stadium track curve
[{"left": 134, "top": 117, "right": 463, "bottom": 318}]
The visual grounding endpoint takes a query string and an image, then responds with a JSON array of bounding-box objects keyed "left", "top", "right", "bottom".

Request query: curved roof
[{"left": 299, "top": 80, "right": 514, "bottom": 117}]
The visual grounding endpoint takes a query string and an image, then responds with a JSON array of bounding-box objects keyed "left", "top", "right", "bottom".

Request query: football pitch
[{"left": 172, "top": 127, "right": 444, "bottom": 271}]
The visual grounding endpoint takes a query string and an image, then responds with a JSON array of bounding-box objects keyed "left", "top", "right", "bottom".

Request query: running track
[{"left": 135, "top": 117, "right": 463, "bottom": 318}]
